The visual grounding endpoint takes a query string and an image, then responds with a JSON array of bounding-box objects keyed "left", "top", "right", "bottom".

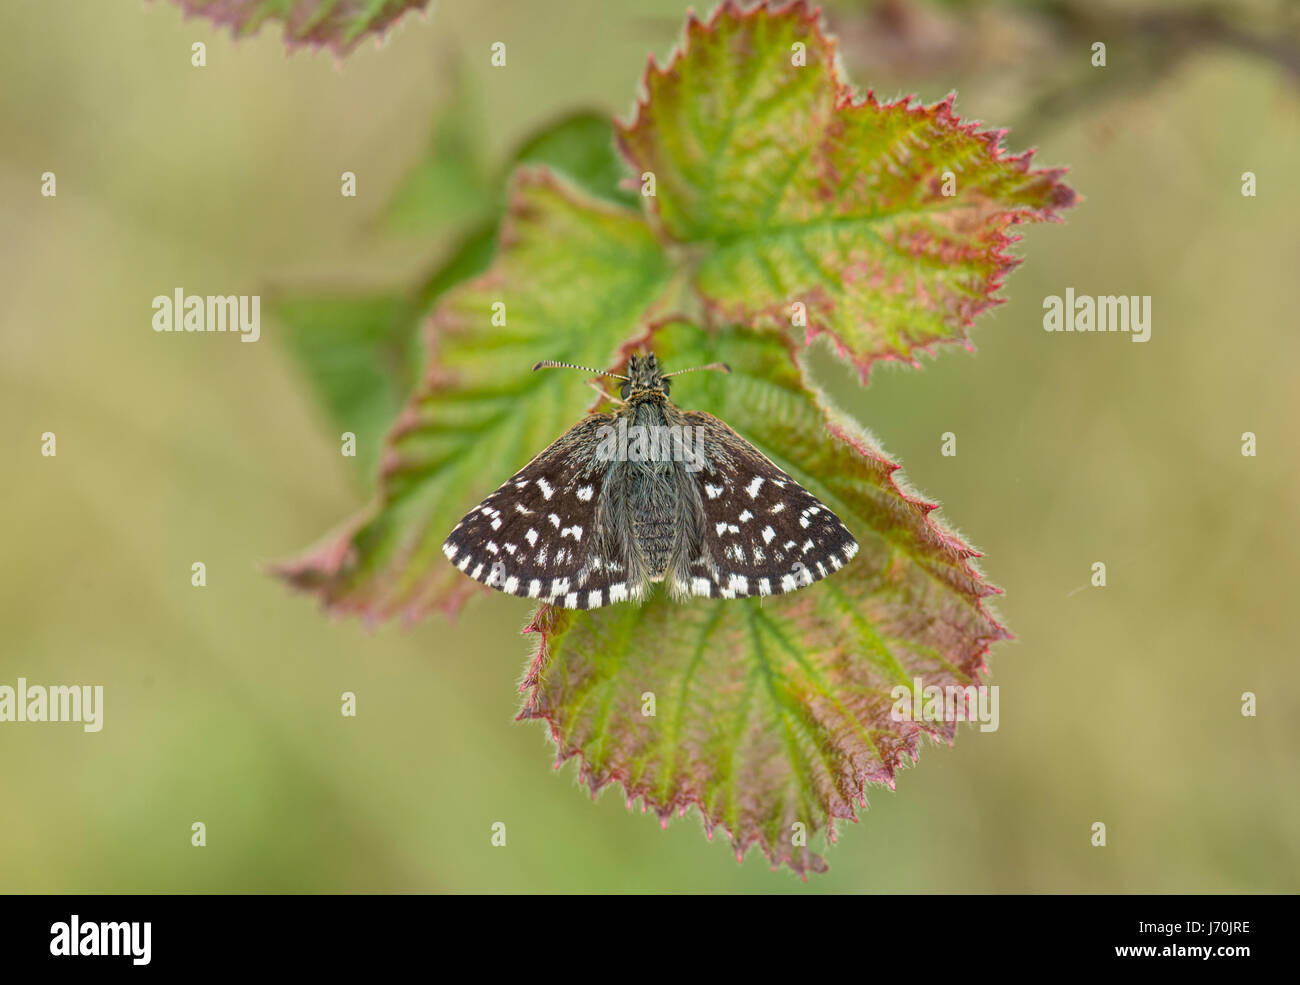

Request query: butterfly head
[
  {"left": 532, "top": 353, "right": 730, "bottom": 401},
  {"left": 621, "top": 352, "right": 669, "bottom": 401}
]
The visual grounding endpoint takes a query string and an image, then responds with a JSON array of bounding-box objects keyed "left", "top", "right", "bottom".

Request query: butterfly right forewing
[{"left": 671, "top": 411, "right": 859, "bottom": 599}]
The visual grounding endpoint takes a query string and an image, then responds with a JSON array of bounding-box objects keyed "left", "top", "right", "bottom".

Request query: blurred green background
[{"left": 1, "top": 0, "right": 1297, "bottom": 892}]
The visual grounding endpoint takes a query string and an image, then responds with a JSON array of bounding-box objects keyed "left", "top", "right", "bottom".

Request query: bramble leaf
[
  {"left": 616, "top": 0, "right": 1076, "bottom": 379},
  {"left": 167, "top": 0, "right": 430, "bottom": 54},
  {"left": 273, "top": 168, "right": 674, "bottom": 620},
  {"left": 519, "top": 324, "right": 1007, "bottom": 876}
]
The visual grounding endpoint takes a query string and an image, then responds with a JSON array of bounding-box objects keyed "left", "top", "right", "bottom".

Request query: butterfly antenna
[
  {"left": 662, "top": 362, "right": 732, "bottom": 378},
  {"left": 533, "top": 360, "right": 628, "bottom": 381}
]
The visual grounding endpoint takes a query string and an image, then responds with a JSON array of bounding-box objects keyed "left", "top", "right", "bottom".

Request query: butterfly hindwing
[
  {"left": 672, "top": 411, "right": 859, "bottom": 599},
  {"left": 441, "top": 414, "right": 644, "bottom": 609}
]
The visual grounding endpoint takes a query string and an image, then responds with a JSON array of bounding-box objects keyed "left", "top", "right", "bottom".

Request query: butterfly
[{"left": 441, "top": 353, "right": 859, "bottom": 609}]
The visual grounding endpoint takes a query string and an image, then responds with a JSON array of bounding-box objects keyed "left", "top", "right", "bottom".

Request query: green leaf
[
  {"left": 512, "top": 111, "right": 641, "bottom": 210},
  {"left": 616, "top": 0, "right": 1077, "bottom": 380},
  {"left": 273, "top": 168, "right": 674, "bottom": 620},
  {"left": 518, "top": 323, "right": 1007, "bottom": 876},
  {"left": 271, "top": 293, "right": 421, "bottom": 476},
  {"left": 275, "top": 111, "right": 638, "bottom": 483},
  {"left": 385, "top": 108, "right": 639, "bottom": 237},
  {"left": 169, "top": 0, "right": 431, "bottom": 54}
]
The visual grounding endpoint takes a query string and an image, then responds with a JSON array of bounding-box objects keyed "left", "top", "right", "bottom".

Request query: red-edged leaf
[
  {"left": 616, "top": 0, "right": 1077, "bottom": 380},
  {"left": 167, "top": 0, "right": 430, "bottom": 54}
]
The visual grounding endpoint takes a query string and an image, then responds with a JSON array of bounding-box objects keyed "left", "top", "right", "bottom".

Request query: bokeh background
[{"left": 1, "top": 0, "right": 1297, "bottom": 892}]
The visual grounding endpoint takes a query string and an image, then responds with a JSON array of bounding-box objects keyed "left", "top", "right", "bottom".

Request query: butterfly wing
[
  {"left": 441, "top": 413, "right": 644, "bottom": 609},
  {"left": 671, "top": 411, "right": 859, "bottom": 599}
]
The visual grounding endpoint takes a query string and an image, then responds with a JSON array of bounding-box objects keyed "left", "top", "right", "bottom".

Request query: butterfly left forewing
[
  {"left": 441, "top": 413, "right": 646, "bottom": 608},
  {"left": 671, "top": 411, "right": 859, "bottom": 599}
]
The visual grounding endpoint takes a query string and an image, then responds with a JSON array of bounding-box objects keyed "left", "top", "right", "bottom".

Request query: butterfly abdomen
[{"left": 628, "top": 465, "right": 678, "bottom": 580}]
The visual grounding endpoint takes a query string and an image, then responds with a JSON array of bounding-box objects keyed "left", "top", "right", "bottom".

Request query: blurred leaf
[
  {"left": 414, "top": 221, "right": 498, "bottom": 310},
  {"left": 382, "top": 62, "right": 495, "bottom": 235},
  {"left": 513, "top": 111, "right": 640, "bottom": 209},
  {"left": 277, "top": 111, "right": 642, "bottom": 481},
  {"left": 519, "top": 324, "right": 1007, "bottom": 876},
  {"left": 274, "top": 169, "right": 674, "bottom": 619},
  {"left": 616, "top": 0, "right": 1076, "bottom": 380},
  {"left": 272, "top": 293, "right": 420, "bottom": 475},
  {"left": 386, "top": 109, "right": 637, "bottom": 236},
  {"left": 168, "top": 0, "right": 431, "bottom": 54}
]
